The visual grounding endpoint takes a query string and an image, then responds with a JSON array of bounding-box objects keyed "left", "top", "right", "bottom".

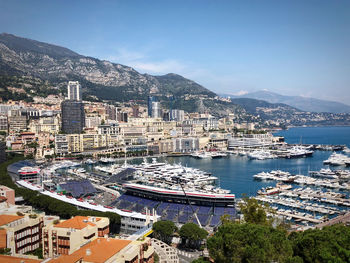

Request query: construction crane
[{"left": 176, "top": 175, "right": 203, "bottom": 228}]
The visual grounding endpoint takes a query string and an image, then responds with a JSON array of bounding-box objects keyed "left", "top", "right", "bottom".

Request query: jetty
[
  {"left": 315, "top": 212, "right": 350, "bottom": 228},
  {"left": 276, "top": 211, "right": 323, "bottom": 224}
]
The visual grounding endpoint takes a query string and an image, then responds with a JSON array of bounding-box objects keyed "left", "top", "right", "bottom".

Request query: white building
[
  {"left": 151, "top": 102, "right": 162, "bottom": 118},
  {"left": 55, "top": 134, "right": 68, "bottom": 155},
  {"left": 170, "top": 109, "right": 185, "bottom": 122},
  {"left": 67, "top": 81, "right": 82, "bottom": 101}
]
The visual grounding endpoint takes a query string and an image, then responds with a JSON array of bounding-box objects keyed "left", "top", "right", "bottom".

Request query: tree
[
  {"left": 239, "top": 195, "right": 273, "bottom": 225},
  {"left": 191, "top": 257, "right": 210, "bottom": 263},
  {"left": 288, "top": 225, "right": 350, "bottom": 263},
  {"left": 152, "top": 220, "right": 177, "bottom": 244},
  {"left": 207, "top": 222, "right": 293, "bottom": 263},
  {"left": 179, "top": 223, "right": 208, "bottom": 249}
]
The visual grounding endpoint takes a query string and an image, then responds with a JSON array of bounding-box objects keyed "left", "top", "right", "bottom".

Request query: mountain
[
  {"left": 225, "top": 90, "right": 350, "bottom": 114},
  {"left": 0, "top": 33, "right": 215, "bottom": 104},
  {"left": 230, "top": 98, "right": 301, "bottom": 121}
]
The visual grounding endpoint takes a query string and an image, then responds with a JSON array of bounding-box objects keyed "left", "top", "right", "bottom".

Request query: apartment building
[
  {"left": 173, "top": 137, "right": 199, "bottom": 153},
  {"left": 0, "top": 213, "right": 44, "bottom": 255},
  {"left": 8, "top": 109, "right": 27, "bottom": 132},
  {"left": 29, "top": 116, "right": 60, "bottom": 134},
  {"left": 0, "top": 115, "right": 8, "bottom": 131},
  {"left": 42, "top": 216, "right": 109, "bottom": 258},
  {"left": 55, "top": 134, "right": 68, "bottom": 155},
  {"left": 61, "top": 100, "right": 85, "bottom": 134},
  {"left": 65, "top": 134, "right": 111, "bottom": 153},
  {"left": 48, "top": 237, "right": 154, "bottom": 263}
]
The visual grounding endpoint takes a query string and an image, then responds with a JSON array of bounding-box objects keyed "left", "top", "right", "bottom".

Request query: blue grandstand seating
[
  {"left": 214, "top": 207, "right": 226, "bottom": 216},
  {"left": 197, "top": 206, "right": 212, "bottom": 215},
  {"left": 117, "top": 200, "right": 132, "bottom": 210},
  {"left": 7, "top": 160, "right": 35, "bottom": 174},
  {"left": 167, "top": 203, "right": 186, "bottom": 212},
  {"left": 225, "top": 207, "right": 235, "bottom": 215},
  {"left": 133, "top": 204, "right": 145, "bottom": 212},
  {"left": 107, "top": 168, "right": 136, "bottom": 183},
  {"left": 178, "top": 213, "right": 192, "bottom": 224},
  {"left": 156, "top": 202, "right": 169, "bottom": 213},
  {"left": 183, "top": 205, "right": 194, "bottom": 213},
  {"left": 209, "top": 215, "right": 221, "bottom": 227},
  {"left": 59, "top": 180, "right": 96, "bottom": 198},
  {"left": 164, "top": 210, "right": 178, "bottom": 221},
  {"left": 199, "top": 214, "right": 210, "bottom": 225}
]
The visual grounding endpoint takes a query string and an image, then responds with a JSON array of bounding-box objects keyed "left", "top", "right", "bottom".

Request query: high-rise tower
[
  {"left": 67, "top": 81, "right": 82, "bottom": 101},
  {"left": 61, "top": 81, "right": 85, "bottom": 133}
]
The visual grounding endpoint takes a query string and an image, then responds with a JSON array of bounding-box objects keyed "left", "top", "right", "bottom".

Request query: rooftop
[
  {"left": 48, "top": 238, "right": 131, "bottom": 263},
  {"left": 0, "top": 215, "right": 23, "bottom": 226},
  {"left": 0, "top": 255, "right": 41, "bottom": 263},
  {"left": 54, "top": 216, "right": 100, "bottom": 230}
]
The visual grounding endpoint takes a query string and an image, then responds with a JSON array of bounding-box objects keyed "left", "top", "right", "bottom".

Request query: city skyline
[{"left": 0, "top": 0, "right": 349, "bottom": 104}]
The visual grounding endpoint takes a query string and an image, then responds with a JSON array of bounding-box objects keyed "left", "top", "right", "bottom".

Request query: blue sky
[{"left": 0, "top": 0, "right": 349, "bottom": 104}]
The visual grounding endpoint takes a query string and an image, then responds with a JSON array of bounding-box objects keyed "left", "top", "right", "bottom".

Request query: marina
[{"left": 8, "top": 126, "right": 350, "bottom": 230}]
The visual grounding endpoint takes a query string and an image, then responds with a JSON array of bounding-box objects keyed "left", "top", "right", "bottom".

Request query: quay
[
  {"left": 280, "top": 189, "right": 350, "bottom": 207},
  {"left": 315, "top": 212, "right": 350, "bottom": 228},
  {"left": 288, "top": 144, "right": 345, "bottom": 151},
  {"left": 276, "top": 211, "right": 323, "bottom": 224}
]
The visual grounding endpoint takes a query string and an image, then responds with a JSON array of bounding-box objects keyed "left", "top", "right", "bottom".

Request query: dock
[
  {"left": 315, "top": 212, "right": 350, "bottom": 228},
  {"left": 280, "top": 189, "right": 350, "bottom": 207},
  {"left": 276, "top": 211, "right": 323, "bottom": 224}
]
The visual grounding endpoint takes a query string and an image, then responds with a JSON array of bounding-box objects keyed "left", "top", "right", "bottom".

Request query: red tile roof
[
  {"left": 54, "top": 216, "right": 100, "bottom": 230},
  {"left": 48, "top": 238, "right": 131, "bottom": 263},
  {"left": 0, "top": 215, "right": 23, "bottom": 226}
]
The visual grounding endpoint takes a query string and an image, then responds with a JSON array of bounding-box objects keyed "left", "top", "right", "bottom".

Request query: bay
[{"left": 154, "top": 126, "right": 350, "bottom": 198}]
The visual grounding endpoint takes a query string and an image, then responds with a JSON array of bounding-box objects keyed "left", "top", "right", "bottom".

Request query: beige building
[
  {"left": 8, "top": 110, "right": 27, "bottom": 133},
  {"left": 47, "top": 237, "right": 154, "bottom": 263},
  {"left": 42, "top": 216, "right": 109, "bottom": 258},
  {"left": 66, "top": 134, "right": 111, "bottom": 153},
  {"left": 29, "top": 116, "right": 60, "bottom": 134},
  {"left": 0, "top": 213, "right": 44, "bottom": 256}
]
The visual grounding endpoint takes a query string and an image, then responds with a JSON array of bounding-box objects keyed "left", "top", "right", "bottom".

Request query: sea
[{"left": 151, "top": 126, "right": 350, "bottom": 198}]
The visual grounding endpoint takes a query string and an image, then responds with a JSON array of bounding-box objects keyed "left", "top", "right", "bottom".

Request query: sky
[{"left": 0, "top": 0, "right": 349, "bottom": 104}]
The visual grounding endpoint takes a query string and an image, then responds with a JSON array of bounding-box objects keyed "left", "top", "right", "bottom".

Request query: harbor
[{"left": 7, "top": 126, "right": 350, "bottom": 230}]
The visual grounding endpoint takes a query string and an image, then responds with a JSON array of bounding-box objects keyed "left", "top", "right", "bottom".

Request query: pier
[
  {"left": 276, "top": 211, "right": 323, "bottom": 224},
  {"left": 279, "top": 189, "right": 350, "bottom": 207},
  {"left": 315, "top": 212, "right": 350, "bottom": 228}
]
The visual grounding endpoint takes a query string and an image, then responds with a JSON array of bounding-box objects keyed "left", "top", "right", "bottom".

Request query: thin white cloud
[
  {"left": 106, "top": 48, "right": 146, "bottom": 63},
  {"left": 104, "top": 47, "right": 255, "bottom": 95},
  {"left": 130, "top": 60, "right": 186, "bottom": 75},
  {"left": 299, "top": 91, "right": 312, "bottom": 98},
  {"left": 234, "top": 90, "right": 249, "bottom": 96}
]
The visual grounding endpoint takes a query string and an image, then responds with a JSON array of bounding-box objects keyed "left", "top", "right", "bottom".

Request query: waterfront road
[{"left": 316, "top": 212, "right": 350, "bottom": 228}]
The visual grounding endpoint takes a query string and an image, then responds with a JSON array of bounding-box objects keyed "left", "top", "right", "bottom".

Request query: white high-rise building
[
  {"left": 151, "top": 101, "right": 162, "bottom": 118},
  {"left": 170, "top": 109, "right": 185, "bottom": 122},
  {"left": 67, "top": 81, "right": 82, "bottom": 101}
]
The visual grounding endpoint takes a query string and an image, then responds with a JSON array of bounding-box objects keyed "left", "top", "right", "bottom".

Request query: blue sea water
[{"left": 153, "top": 126, "right": 350, "bottom": 198}]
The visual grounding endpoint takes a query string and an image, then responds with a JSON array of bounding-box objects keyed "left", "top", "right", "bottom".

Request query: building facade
[
  {"left": 43, "top": 216, "right": 109, "bottom": 258},
  {"left": 173, "top": 137, "right": 199, "bottom": 153},
  {"left": 8, "top": 110, "right": 27, "bottom": 133},
  {"left": 61, "top": 101, "right": 85, "bottom": 134},
  {"left": 0, "top": 214, "right": 44, "bottom": 255},
  {"left": 67, "top": 81, "right": 82, "bottom": 101}
]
